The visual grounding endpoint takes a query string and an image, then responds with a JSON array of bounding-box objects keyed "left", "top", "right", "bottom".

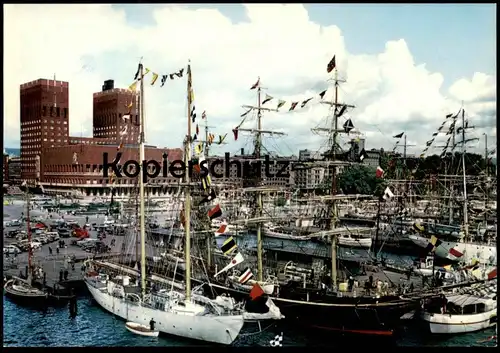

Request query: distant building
[
  {"left": 362, "top": 149, "right": 382, "bottom": 168},
  {"left": 8, "top": 157, "right": 21, "bottom": 185},
  {"left": 20, "top": 79, "right": 70, "bottom": 182},
  {"left": 3, "top": 153, "right": 9, "bottom": 184},
  {"left": 18, "top": 78, "right": 183, "bottom": 196}
]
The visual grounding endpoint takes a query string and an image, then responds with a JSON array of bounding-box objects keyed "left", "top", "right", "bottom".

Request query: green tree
[
  {"left": 274, "top": 197, "right": 286, "bottom": 207},
  {"left": 338, "top": 164, "right": 386, "bottom": 195}
]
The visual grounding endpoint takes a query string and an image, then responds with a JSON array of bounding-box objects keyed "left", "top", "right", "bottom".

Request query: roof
[{"left": 446, "top": 294, "right": 493, "bottom": 307}]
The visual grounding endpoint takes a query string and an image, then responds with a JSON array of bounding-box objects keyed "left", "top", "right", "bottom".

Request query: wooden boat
[
  {"left": 125, "top": 322, "right": 160, "bottom": 337},
  {"left": 422, "top": 293, "right": 497, "bottom": 334},
  {"left": 4, "top": 277, "right": 48, "bottom": 307}
]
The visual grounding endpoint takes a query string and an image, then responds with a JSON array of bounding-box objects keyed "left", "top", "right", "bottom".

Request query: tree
[
  {"left": 338, "top": 164, "right": 385, "bottom": 195},
  {"left": 274, "top": 197, "right": 286, "bottom": 207}
]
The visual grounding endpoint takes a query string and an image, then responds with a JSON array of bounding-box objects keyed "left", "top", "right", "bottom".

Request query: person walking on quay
[
  {"left": 59, "top": 268, "right": 64, "bottom": 282},
  {"left": 64, "top": 269, "right": 69, "bottom": 281},
  {"left": 48, "top": 246, "right": 52, "bottom": 255}
]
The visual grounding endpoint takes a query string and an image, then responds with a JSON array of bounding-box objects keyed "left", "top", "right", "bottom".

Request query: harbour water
[{"left": 3, "top": 296, "right": 495, "bottom": 347}]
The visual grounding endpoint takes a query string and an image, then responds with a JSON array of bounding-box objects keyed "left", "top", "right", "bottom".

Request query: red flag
[
  {"left": 249, "top": 283, "right": 264, "bottom": 300},
  {"left": 208, "top": 204, "right": 222, "bottom": 220},
  {"left": 449, "top": 248, "right": 463, "bottom": 258},
  {"left": 376, "top": 166, "right": 384, "bottom": 178},
  {"left": 487, "top": 268, "right": 497, "bottom": 280},
  {"left": 232, "top": 128, "right": 239, "bottom": 141},
  {"left": 196, "top": 124, "right": 199, "bottom": 135}
]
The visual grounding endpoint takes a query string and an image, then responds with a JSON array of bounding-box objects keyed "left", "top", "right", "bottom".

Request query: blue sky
[
  {"left": 113, "top": 3, "right": 496, "bottom": 89},
  {"left": 5, "top": 4, "right": 496, "bottom": 156}
]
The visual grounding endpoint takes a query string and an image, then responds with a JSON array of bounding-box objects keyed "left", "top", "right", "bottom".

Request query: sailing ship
[
  {"left": 4, "top": 185, "right": 48, "bottom": 307},
  {"left": 408, "top": 109, "right": 497, "bottom": 265},
  {"left": 201, "top": 58, "right": 423, "bottom": 337},
  {"left": 84, "top": 62, "right": 244, "bottom": 345}
]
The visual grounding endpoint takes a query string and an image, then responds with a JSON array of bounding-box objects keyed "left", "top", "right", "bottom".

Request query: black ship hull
[{"left": 201, "top": 281, "right": 417, "bottom": 337}]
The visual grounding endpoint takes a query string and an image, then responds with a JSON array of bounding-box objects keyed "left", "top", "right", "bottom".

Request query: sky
[{"left": 4, "top": 4, "right": 497, "bottom": 159}]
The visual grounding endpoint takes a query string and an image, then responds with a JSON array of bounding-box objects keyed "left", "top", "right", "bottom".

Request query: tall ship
[{"left": 84, "top": 62, "right": 245, "bottom": 345}]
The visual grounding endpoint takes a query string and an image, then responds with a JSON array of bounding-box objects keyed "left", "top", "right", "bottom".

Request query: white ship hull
[
  {"left": 422, "top": 310, "right": 497, "bottom": 334},
  {"left": 338, "top": 236, "right": 372, "bottom": 248},
  {"left": 263, "top": 229, "right": 310, "bottom": 241},
  {"left": 408, "top": 234, "right": 497, "bottom": 265},
  {"left": 85, "top": 280, "right": 243, "bottom": 345}
]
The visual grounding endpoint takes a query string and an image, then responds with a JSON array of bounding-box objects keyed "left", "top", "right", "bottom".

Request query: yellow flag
[
  {"left": 144, "top": 68, "right": 150, "bottom": 77},
  {"left": 151, "top": 73, "right": 159, "bottom": 86},
  {"left": 128, "top": 81, "right": 137, "bottom": 92},
  {"left": 189, "top": 88, "right": 195, "bottom": 103},
  {"left": 195, "top": 143, "right": 203, "bottom": 155}
]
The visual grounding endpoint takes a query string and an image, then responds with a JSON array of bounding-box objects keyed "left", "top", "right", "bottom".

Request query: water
[{"left": 3, "top": 297, "right": 495, "bottom": 347}]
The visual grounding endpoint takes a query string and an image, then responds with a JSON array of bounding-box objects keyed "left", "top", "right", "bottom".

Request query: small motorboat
[{"left": 125, "top": 322, "right": 160, "bottom": 337}]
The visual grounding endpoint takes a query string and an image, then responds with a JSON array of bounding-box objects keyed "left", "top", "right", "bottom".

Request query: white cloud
[{"left": 4, "top": 4, "right": 496, "bottom": 159}]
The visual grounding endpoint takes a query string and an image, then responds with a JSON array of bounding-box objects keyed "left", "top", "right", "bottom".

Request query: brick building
[
  {"left": 93, "top": 81, "right": 140, "bottom": 145},
  {"left": 19, "top": 78, "right": 183, "bottom": 196},
  {"left": 20, "top": 79, "right": 69, "bottom": 182}
]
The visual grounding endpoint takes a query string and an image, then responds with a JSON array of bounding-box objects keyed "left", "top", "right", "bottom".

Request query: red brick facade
[
  {"left": 19, "top": 78, "right": 183, "bottom": 190},
  {"left": 20, "top": 79, "right": 69, "bottom": 182},
  {"left": 42, "top": 144, "right": 182, "bottom": 186}
]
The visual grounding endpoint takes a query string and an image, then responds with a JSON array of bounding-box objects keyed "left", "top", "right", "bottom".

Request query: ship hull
[
  {"left": 85, "top": 279, "right": 243, "bottom": 345},
  {"left": 203, "top": 282, "right": 416, "bottom": 336}
]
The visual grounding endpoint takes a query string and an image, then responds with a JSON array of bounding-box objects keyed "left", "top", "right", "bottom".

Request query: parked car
[
  {"left": 45, "top": 232, "right": 60, "bottom": 241},
  {"left": 3, "top": 245, "right": 21, "bottom": 255},
  {"left": 76, "top": 238, "right": 98, "bottom": 247}
]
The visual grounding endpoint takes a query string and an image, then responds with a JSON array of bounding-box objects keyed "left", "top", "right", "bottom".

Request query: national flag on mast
[
  {"left": 214, "top": 252, "right": 244, "bottom": 277},
  {"left": 238, "top": 268, "right": 253, "bottom": 284},
  {"left": 327, "top": 55, "right": 336, "bottom": 73},
  {"left": 449, "top": 247, "right": 463, "bottom": 258}
]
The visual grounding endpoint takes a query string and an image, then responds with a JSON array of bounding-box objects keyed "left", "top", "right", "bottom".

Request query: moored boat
[{"left": 125, "top": 322, "right": 160, "bottom": 337}]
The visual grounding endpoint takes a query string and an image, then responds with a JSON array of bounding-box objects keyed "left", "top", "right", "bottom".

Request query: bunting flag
[
  {"left": 343, "top": 118, "right": 354, "bottom": 133},
  {"left": 214, "top": 252, "right": 244, "bottom": 277},
  {"left": 217, "top": 133, "right": 227, "bottom": 145},
  {"left": 326, "top": 54, "right": 336, "bottom": 73},
  {"left": 208, "top": 204, "right": 222, "bottom": 220},
  {"left": 301, "top": 97, "right": 313, "bottom": 108},
  {"left": 200, "top": 189, "right": 217, "bottom": 204},
  {"left": 250, "top": 283, "right": 265, "bottom": 301},
  {"left": 382, "top": 186, "right": 395, "bottom": 200},
  {"left": 133, "top": 63, "right": 141, "bottom": 80},
  {"left": 194, "top": 143, "right": 203, "bottom": 155},
  {"left": 487, "top": 268, "right": 497, "bottom": 280},
  {"left": 336, "top": 104, "right": 347, "bottom": 117},
  {"left": 202, "top": 111, "right": 207, "bottom": 119},
  {"left": 277, "top": 99, "right": 286, "bottom": 109},
  {"left": 319, "top": 90, "right": 327, "bottom": 99},
  {"left": 449, "top": 247, "right": 464, "bottom": 258},
  {"left": 241, "top": 108, "right": 252, "bottom": 117},
  {"left": 413, "top": 223, "right": 425, "bottom": 232},
  {"left": 262, "top": 94, "right": 273, "bottom": 105},
  {"left": 425, "top": 235, "right": 442, "bottom": 253},
  {"left": 191, "top": 106, "right": 196, "bottom": 123},
  {"left": 289, "top": 102, "right": 298, "bottom": 111},
  {"left": 199, "top": 154, "right": 212, "bottom": 190},
  {"left": 393, "top": 132, "right": 404, "bottom": 139},
  {"left": 128, "top": 81, "right": 137, "bottom": 92},
  {"left": 359, "top": 148, "right": 367, "bottom": 162},
  {"left": 269, "top": 332, "right": 284, "bottom": 347},
  {"left": 250, "top": 77, "right": 260, "bottom": 90},
  {"left": 238, "top": 268, "right": 253, "bottom": 284},
  {"left": 196, "top": 124, "right": 200, "bottom": 135},
  {"left": 232, "top": 128, "right": 239, "bottom": 141},
  {"left": 220, "top": 236, "right": 237, "bottom": 255},
  {"left": 215, "top": 223, "right": 228, "bottom": 236},
  {"left": 376, "top": 166, "right": 384, "bottom": 178},
  {"left": 446, "top": 113, "right": 453, "bottom": 118},
  {"left": 207, "top": 133, "right": 215, "bottom": 145},
  {"left": 151, "top": 73, "right": 159, "bottom": 86}
]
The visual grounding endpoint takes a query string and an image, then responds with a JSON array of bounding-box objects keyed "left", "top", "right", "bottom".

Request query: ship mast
[
  {"left": 26, "top": 183, "right": 33, "bottom": 285},
  {"left": 311, "top": 66, "right": 355, "bottom": 289},
  {"left": 185, "top": 62, "right": 193, "bottom": 301},
  {"left": 138, "top": 63, "right": 147, "bottom": 297},
  {"left": 239, "top": 79, "right": 283, "bottom": 282},
  {"left": 460, "top": 109, "right": 469, "bottom": 241}
]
